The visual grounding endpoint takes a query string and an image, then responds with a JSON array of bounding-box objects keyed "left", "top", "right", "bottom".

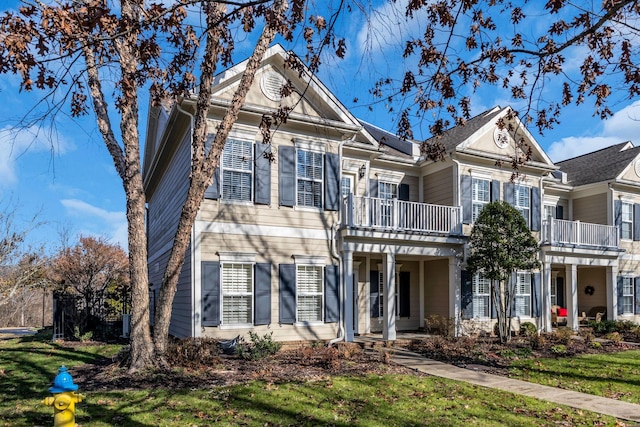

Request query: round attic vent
[
  {"left": 493, "top": 127, "right": 510, "bottom": 149},
  {"left": 635, "top": 160, "right": 640, "bottom": 178},
  {"left": 260, "top": 71, "right": 287, "bottom": 101}
]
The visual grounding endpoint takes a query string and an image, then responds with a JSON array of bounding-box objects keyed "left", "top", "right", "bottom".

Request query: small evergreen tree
[{"left": 466, "top": 201, "right": 540, "bottom": 342}]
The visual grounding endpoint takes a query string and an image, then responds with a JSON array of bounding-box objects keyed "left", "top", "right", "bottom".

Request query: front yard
[{"left": 0, "top": 330, "right": 636, "bottom": 426}]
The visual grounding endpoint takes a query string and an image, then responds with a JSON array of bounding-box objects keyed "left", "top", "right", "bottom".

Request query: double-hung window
[
  {"left": 621, "top": 202, "right": 633, "bottom": 240},
  {"left": 622, "top": 277, "right": 634, "bottom": 314},
  {"left": 341, "top": 176, "right": 353, "bottom": 197},
  {"left": 297, "top": 265, "right": 323, "bottom": 322},
  {"left": 222, "top": 138, "right": 253, "bottom": 201},
  {"left": 514, "top": 272, "right": 532, "bottom": 317},
  {"left": 221, "top": 263, "right": 253, "bottom": 325},
  {"left": 297, "top": 150, "right": 323, "bottom": 208},
  {"left": 378, "top": 181, "right": 397, "bottom": 227},
  {"left": 514, "top": 185, "right": 531, "bottom": 227},
  {"left": 472, "top": 178, "right": 490, "bottom": 222},
  {"left": 472, "top": 273, "right": 491, "bottom": 318}
]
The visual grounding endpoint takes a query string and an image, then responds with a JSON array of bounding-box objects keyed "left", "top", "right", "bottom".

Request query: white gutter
[
  {"left": 175, "top": 102, "right": 200, "bottom": 338},
  {"left": 329, "top": 132, "right": 359, "bottom": 346}
]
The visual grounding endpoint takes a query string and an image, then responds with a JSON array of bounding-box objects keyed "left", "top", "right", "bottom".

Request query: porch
[
  {"left": 341, "top": 195, "right": 463, "bottom": 235},
  {"left": 541, "top": 218, "right": 619, "bottom": 249}
]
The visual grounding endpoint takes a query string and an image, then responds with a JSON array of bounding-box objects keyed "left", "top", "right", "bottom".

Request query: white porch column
[
  {"left": 449, "top": 256, "right": 460, "bottom": 336},
  {"left": 365, "top": 255, "right": 371, "bottom": 334},
  {"left": 607, "top": 264, "right": 619, "bottom": 321},
  {"left": 543, "top": 261, "right": 552, "bottom": 332},
  {"left": 382, "top": 252, "right": 397, "bottom": 341},
  {"left": 344, "top": 248, "right": 354, "bottom": 342},
  {"left": 419, "top": 260, "right": 425, "bottom": 328},
  {"left": 353, "top": 261, "right": 361, "bottom": 335},
  {"left": 565, "top": 264, "right": 578, "bottom": 330}
]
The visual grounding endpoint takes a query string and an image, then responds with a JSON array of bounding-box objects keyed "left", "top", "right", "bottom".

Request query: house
[{"left": 143, "top": 44, "right": 640, "bottom": 343}]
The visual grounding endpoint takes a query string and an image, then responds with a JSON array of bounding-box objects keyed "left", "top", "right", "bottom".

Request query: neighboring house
[{"left": 143, "top": 44, "right": 640, "bottom": 342}]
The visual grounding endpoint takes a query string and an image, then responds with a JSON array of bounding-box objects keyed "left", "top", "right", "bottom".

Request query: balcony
[
  {"left": 541, "top": 218, "right": 619, "bottom": 249},
  {"left": 342, "top": 195, "right": 463, "bottom": 235}
]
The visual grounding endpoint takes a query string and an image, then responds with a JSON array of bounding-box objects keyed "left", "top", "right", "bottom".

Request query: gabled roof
[
  {"left": 423, "top": 106, "right": 504, "bottom": 152},
  {"left": 359, "top": 121, "right": 414, "bottom": 158},
  {"left": 556, "top": 141, "right": 640, "bottom": 186}
]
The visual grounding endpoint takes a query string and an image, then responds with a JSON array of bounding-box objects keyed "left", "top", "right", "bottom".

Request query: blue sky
[{"left": 1, "top": 0, "right": 638, "bottom": 252}]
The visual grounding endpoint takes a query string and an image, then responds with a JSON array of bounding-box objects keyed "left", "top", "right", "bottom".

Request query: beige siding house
[{"left": 143, "top": 45, "right": 640, "bottom": 343}]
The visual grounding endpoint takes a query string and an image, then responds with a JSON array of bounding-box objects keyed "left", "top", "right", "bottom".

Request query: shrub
[
  {"left": 165, "top": 337, "right": 221, "bottom": 367},
  {"left": 529, "top": 333, "right": 546, "bottom": 349},
  {"left": 519, "top": 322, "right": 537, "bottom": 337},
  {"left": 590, "top": 320, "right": 617, "bottom": 335},
  {"left": 73, "top": 326, "right": 93, "bottom": 342},
  {"left": 550, "top": 344, "right": 567, "bottom": 355},
  {"left": 236, "top": 331, "right": 282, "bottom": 361},
  {"left": 604, "top": 332, "right": 622, "bottom": 343},
  {"left": 552, "top": 327, "right": 573, "bottom": 344},
  {"left": 578, "top": 327, "right": 594, "bottom": 342},
  {"left": 590, "top": 341, "right": 602, "bottom": 349}
]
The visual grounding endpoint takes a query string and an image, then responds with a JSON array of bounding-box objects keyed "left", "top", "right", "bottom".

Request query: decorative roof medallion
[
  {"left": 493, "top": 127, "right": 510, "bottom": 149},
  {"left": 635, "top": 159, "right": 640, "bottom": 178},
  {"left": 260, "top": 71, "right": 287, "bottom": 101}
]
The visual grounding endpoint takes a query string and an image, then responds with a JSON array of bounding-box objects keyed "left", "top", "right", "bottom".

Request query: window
[
  {"left": 472, "top": 273, "right": 491, "bottom": 318},
  {"left": 550, "top": 278, "right": 557, "bottom": 307},
  {"left": 544, "top": 204, "right": 556, "bottom": 221},
  {"left": 297, "top": 150, "right": 323, "bottom": 208},
  {"left": 621, "top": 202, "right": 633, "bottom": 240},
  {"left": 377, "top": 269, "right": 405, "bottom": 318},
  {"left": 341, "top": 176, "right": 352, "bottom": 197},
  {"left": 472, "top": 178, "right": 490, "bottom": 222},
  {"left": 514, "top": 185, "right": 531, "bottom": 226},
  {"left": 622, "top": 277, "right": 634, "bottom": 314},
  {"left": 297, "top": 265, "right": 323, "bottom": 322},
  {"left": 514, "top": 273, "right": 531, "bottom": 317},
  {"left": 221, "top": 138, "right": 253, "bottom": 201},
  {"left": 221, "top": 263, "right": 253, "bottom": 325},
  {"left": 379, "top": 182, "right": 397, "bottom": 227}
]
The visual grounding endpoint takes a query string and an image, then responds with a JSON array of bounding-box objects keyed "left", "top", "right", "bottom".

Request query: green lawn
[
  {"left": 0, "top": 334, "right": 624, "bottom": 426},
  {"left": 509, "top": 349, "right": 640, "bottom": 404}
]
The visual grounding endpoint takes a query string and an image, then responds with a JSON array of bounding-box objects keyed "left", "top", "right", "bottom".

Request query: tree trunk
[{"left": 152, "top": 0, "right": 287, "bottom": 357}]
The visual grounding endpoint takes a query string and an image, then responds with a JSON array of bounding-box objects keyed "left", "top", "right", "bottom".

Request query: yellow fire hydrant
[{"left": 42, "top": 366, "right": 84, "bottom": 427}]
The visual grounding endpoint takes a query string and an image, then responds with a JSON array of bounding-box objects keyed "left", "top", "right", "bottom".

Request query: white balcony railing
[
  {"left": 541, "top": 218, "right": 619, "bottom": 249},
  {"left": 342, "top": 195, "right": 462, "bottom": 235}
]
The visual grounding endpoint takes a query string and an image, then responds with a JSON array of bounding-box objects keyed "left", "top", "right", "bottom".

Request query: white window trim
[
  {"left": 621, "top": 276, "right": 634, "bottom": 315},
  {"left": 219, "top": 261, "right": 255, "bottom": 328},
  {"left": 515, "top": 272, "right": 532, "bottom": 318},
  {"left": 377, "top": 263, "right": 403, "bottom": 319},
  {"left": 293, "top": 255, "right": 326, "bottom": 265},
  {"left": 471, "top": 177, "right": 491, "bottom": 223},
  {"left": 295, "top": 264, "right": 324, "bottom": 325},
  {"left": 218, "top": 252, "right": 256, "bottom": 263},
  {"left": 514, "top": 184, "right": 531, "bottom": 226},
  {"left": 621, "top": 201, "right": 633, "bottom": 241},
  {"left": 295, "top": 148, "right": 324, "bottom": 210},
  {"left": 221, "top": 138, "right": 254, "bottom": 203},
  {"left": 372, "top": 170, "right": 403, "bottom": 184},
  {"left": 472, "top": 273, "right": 491, "bottom": 319},
  {"left": 293, "top": 138, "right": 327, "bottom": 153}
]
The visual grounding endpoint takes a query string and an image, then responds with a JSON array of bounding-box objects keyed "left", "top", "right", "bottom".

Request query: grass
[
  {"left": 509, "top": 349, "right": 640, "bottom": 404},
  {"left": 0, "top": 333, "right": 625, "bottom": 426}
]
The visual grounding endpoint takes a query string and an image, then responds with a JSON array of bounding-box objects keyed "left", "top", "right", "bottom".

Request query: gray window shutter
[
  {"left": 556, "top": 277, "right": 565, "bottom": 308},
  {"left": 324, "top": 153, "right": 340, "bottom": 211},
  {"left": 461, "top": 270, "right": 472, "bottom": 319},
  {"left": 491, "top": 280, "right": 498, "bottom": 319},
  {"left": 531, "top": 187, "right": 541, "bottom": 231},
  {"left": 369, "top": 179, "right": 378, "bottom": 198},
  {"left": 324, "top": 264, "right": 340, "bottom": 323},
  {"left": 201, "top": 261, "right": 220, "bottom": 326},
  {"left": 617, "top": 276, "right": 624, "bottom": 316},
  {"left": 399, "top": 271, "right": 410, "bottom": 317},
  {"left": 369, "top": 270, "right": 379, "bottom": 318},
  {"left": 204, "top": 167, "right": 220, "bottom": 199},
  {"left": 556, "top": 205, "right": 564, "bottom": 220},
  {"left": 614, "top": 200, "right": 622, "bottom": 230},
  {"left": 254, "top": 263, "right": 271, "bottom": 325},
  {"left": 635, "top": 277, "right": 640, "bottom": 315},
  {"left": 279, "top": 264, "right": 296, "bottom": 324},
  {"left": 461, "top": 175, "right": 472, "bottom": 224},
  {"left": 532, "top": 272, "right": 541, "bottom": 318},
  {"left": 278, "top": 146, "right": 295, "bottom": 207},
  {"left": 509, "top": 272, "right": 517, "bottom": 317},
  {"left": 398, "top": 183, "right": 410, "bottom": 201},
  {"left": 504, "top": 182, "right": 515, "bottom": 206},
  {"left": 255, "top": 144, "right": 271, "bottom": 205},
  {"left": 634, "top": 204, "right": 640, "bottom": 241},
  {"left": 491, "top": 180, "right": 500, "bottom": 202}
]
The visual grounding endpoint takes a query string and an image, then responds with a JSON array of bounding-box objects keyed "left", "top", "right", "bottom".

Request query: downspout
[
  {"left": 329, "top": 133, "right": 358, "bottom": 346},
  {"left": 451, "top": 156, "right": 463, "bottom": 336},
  {"left": 175, "top": 102, "right": 200, "bottom": 338}
]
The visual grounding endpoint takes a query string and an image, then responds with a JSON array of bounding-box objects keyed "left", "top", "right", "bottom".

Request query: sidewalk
[{"left": 389, "top": 347, "right": 640, "bottom": 423}]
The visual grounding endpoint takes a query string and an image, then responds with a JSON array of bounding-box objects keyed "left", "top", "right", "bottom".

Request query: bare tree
[{"left": 0, "top": 0, "right": 345, "bottom": 370}]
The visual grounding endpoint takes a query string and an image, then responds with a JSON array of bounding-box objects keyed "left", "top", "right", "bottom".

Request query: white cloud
[
  {"left": 0, "top": 125, "right": 73, "bottom": 186},
  {"left": 60, "top": 199, "right": 128, "bottom": 249},
  {"left": 547, "top": 101, "right": 640, "bottom": 162}
]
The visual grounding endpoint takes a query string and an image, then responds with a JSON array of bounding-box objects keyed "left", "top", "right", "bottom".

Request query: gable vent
[{"left": 260, "top": 71, "right": 287, "bottom": 101}]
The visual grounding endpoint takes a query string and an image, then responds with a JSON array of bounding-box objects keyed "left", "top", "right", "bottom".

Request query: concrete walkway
[{"left": 388, "top": 346, "right": 640, "bottom": 423}]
